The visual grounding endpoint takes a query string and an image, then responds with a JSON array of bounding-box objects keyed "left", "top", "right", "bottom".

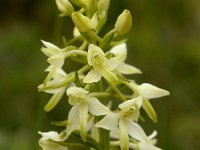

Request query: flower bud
[
  {"left": 71, "top": 0, "right": 89, "bottom": 8},
  {"left": 55, "top": 0, "right": 74, "bottom": 16},
  {"left": 97, "top": 0, "right": 110, "bottom": 13},
  {"left": 71, "top": 12, "right": 98, "bottom": 32},
  {"left": 115, "top": 9, "right": 132, "bottom": 35}
]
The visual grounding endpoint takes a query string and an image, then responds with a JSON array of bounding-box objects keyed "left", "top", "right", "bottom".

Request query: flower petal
[
  {"left": 87, "top": 44, "right": 105, "bottom": 66},
  {"left": 88, "top": 97, "right": 110, "bottom": 116},
  {"left": 95, "top": 113, "right": 119, "bottom": 131},
  {"left": 83, "top": 69, "right": 102, "bottom": 83},
  {"left": 45, "top": 65, "right": 67, "bottom": 78},
  {"left": 65, "top": 106, "right": 80, "bottom": 138},
  {"left": 119, "top": 117, "right": 129, "bottom": 150},
  {"left": 107, "top": 46, "right": 127, "bottom": 71},
  {"left": 127, "top": 120, "right": 148, "bottom": 142},
  {"left": 41, "top": 40, "right": 60, "bottom": 50},
  {"left": 119, "top": 96, "right": 142, "bottom": 110},
  {"left": 79, "top": 103, "right": 88, "bottom": 141},
  {"left": 109, "top": 43, "right": 127, "bottom": 57},
  {"left": 110, "top": 128, "right": 120, "bottom": 139},
  {"left": 47, "top": 53, "right": 65, "bottom": 68},
  {"left": 67, "top": 87, "right": 89, "bottom": 97},
  {"left": 137, "top": 83, "right": 170, "bottom": 99},
  {"left": 137, "top": 142, "right": 162, "bottom": 150},
  {"left": 67, "top": 87, "right": 89, "bottom": 106},
  {"left": 38, "top": 131, "right": 61, "bottom": 142},
  {"left": 117, "top": 63, "right": 142, "bottom": 74},
  {"left": 41, "top": 40, "right": 61, "bottom": 57}
]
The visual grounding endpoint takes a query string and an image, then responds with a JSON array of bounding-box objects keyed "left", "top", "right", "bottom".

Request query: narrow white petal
[
  {"left": 127, "top": 120, "right": 148, "bottom": 142},
  {"left": 138, "top": 83, "right": 170, "bottom": 99},
  {"left": 65, "top": 106, "right": 80, "bottom": 137},
  {"left": 107, "top": 51, "right": 127, "bottom": 71},
  {"left": 41, "top": 40, "right": 60, "bottom": 50},
  {"left": 83, "top": 69, "right": 102, "bottom": 83},
  {"left": 148, "top": 130, "right": 158, "bottom": 139},
  {"left": 107, "top": 43, "right": 127, "bottom": 70},
  {"left": 117, "top": 63, "right": 142, "bottom": 74},
  {"left": 79, "top": 103, "right": 88, "bottom": 141},
  {"left": 88, "top": 97, "right": 110, "bottom": 116},
  {"left": 119, "top": 117, "right": 129, "bottom": 150},
  {"left": 95, "top": 113, "right": 119, "bottom": 131}
]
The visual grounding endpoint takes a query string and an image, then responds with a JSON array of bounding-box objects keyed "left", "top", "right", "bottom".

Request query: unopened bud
[
  {"left": 55, "top": 0, "right": 74, "bottom": 16},
  {"left": 115, "top": 9, "right": 132, "bottom": 35},
  {"left": 97, "top": 0, "right": 110, "bottom": 13},
  {"left": 71, "top": 12, "right": 98, "bottom": 32}
]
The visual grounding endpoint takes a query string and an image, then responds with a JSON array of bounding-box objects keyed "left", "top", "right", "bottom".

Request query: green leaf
[{"left": 142, "top": 98, "right": 158, "bottom": 123}]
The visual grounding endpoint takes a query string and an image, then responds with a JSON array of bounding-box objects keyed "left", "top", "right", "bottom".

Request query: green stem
[
  {"left": 88, "top": 30, "right": 102, "bottom": 42},
  {"left": 79, "top": 40, "right": 88, "bottom": 50},
  {"left": 93, "top": 80, "right": 110, "bottom": 150},
  {"left": 107, "top": 81, "right": 126, "bottom": 101}
]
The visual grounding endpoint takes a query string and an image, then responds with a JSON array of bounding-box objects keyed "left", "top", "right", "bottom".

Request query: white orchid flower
[
  {"left": 83, "top": 43, "right": 141, "bottom": 83},
  {"left": 65, "top": 87, "right": 110, "bottom": 141},
  {"left": 38, "top": 65, "right": 67, "bottom": 112},
  {"left": 96, "top": 96, "right": 143, "bottom": 150},
  {"left": 126, "top": 81, "right": 170, "bottom": 122},
  {"left": 38, "top": 131, "right": 68, "bottom": 150}
]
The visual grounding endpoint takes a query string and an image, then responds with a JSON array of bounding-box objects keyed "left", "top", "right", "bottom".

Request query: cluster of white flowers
[{"left": 38, "top": 0, "right": 169, "bottom": 150}]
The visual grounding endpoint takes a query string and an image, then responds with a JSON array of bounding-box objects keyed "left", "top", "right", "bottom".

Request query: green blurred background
[{"left": 0, "top": 0, "right": 200, "bottom": 150}]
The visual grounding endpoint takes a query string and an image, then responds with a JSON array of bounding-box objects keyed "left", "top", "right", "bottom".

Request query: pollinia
[{"left": 38, "top": 0, "right": 169, "bottom": 150}]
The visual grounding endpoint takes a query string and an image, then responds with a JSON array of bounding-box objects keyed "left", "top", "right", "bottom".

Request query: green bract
[{"left": 38, "top": 1, "right": 170, "bottom": 150}]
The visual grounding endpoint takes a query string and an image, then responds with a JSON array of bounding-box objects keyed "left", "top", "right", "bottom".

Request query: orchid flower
[
  {"left": 96, "top": 96, "right": 143, "bottom": 150},
  {"left": 128, "top": 82, "right": 170, "bottom": 122},
  {"left": 65, "top": 87, "right": 110, "bottom": 141},
  {"left": 38, "top": 65, "right": 67, "bottom": 111},
  {"left": 83, "top": 43, "right": 141, "bottom": 83}
]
